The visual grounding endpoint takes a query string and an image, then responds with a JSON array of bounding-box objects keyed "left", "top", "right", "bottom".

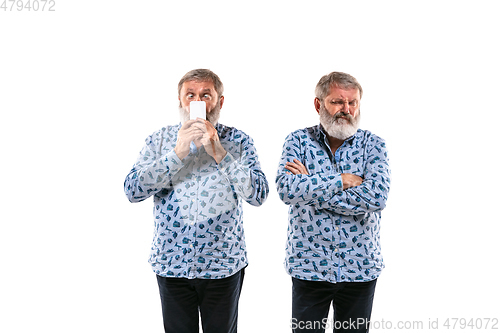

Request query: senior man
[
  {"left": 276, "top": 72, "right": 391, "bottom": 332},
  {"left": 125, "top": 69, "right": 269, "bottom": 333}
]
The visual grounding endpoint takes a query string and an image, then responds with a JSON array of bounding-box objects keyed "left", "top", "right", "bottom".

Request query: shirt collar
[{"left": 215, "top": 122, "right": 224, "bottom": 135}]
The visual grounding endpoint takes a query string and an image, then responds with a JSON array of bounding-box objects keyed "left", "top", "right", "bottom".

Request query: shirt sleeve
[
  {"left": 217, "top": 134, "right": 269, "bottom": 207},
  {"left": 124, "top": 132, "right": 184, "bottom": 203},
  {"left": 275, "top": 132, "right": 344, "bottom": 206},
  {"left": 317, "top": 136, "right": 391, "bottom": 215}
]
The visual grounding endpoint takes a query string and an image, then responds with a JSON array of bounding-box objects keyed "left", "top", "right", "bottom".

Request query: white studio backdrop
[{"left": 1, "top": 1, "right": 499, "bottom": 332}]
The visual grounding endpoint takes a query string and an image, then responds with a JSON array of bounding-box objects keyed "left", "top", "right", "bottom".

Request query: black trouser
[
  {"left": 292, "top": 278, "right": 377, "bottom": 333},
  {"left": 156, "top": 269, "right": 245, "bottom": 333}
]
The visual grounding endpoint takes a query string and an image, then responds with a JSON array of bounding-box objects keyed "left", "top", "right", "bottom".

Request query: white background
[{"left": 1, "top": 1, "right": 499, "bottom": 332}]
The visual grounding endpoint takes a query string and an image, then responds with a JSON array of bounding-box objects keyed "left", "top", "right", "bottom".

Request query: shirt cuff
[
  {"left": 323, "top": 174, "right": 344, "bottom": 198},
  {"left": 217, "top": 152, "right": 236, "bottom": 174}
]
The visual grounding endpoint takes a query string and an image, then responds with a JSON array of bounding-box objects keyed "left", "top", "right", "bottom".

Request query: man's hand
[
  {"left": 341, "top": 173, "right": 363, "bottom": 190},
  {"left": 198, "top": 120, "right": 227, "bottom": 164},
  {"left": 174, "top": 119, "right": 205, "bottom": 160},
  {"left": 175, "top": 119, "right": 227, "bottom": 163},
  {"left": 285, "top": 159, "right": 309, "bottom": 175}
]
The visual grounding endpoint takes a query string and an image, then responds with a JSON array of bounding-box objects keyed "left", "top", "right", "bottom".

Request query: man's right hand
[
  {"left": 174, "top": 119, "right": 205, "bottom": 160},
  {"left": 341, "top": 173, "right": 363, "bottom": 190}
]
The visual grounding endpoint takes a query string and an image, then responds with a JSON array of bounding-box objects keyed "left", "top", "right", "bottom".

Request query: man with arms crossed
[
  {"left": 276, "top": 72, "right": 391, "bottom": 333},
  {"left": 125, "top": 69, "right": 269, "bottom": 333}
]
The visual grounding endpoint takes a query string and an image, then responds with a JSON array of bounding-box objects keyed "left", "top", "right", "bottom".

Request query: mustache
[{"left": 333, "top": 112, "right": 354, "bottom": 123}]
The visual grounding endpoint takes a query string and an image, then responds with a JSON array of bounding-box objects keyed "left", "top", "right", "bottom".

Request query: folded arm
[
  {"left": 318, "top": 138, "right": 391, "bottom": 215},
  {"left": 275, "top": 133, "right": 390, "bottom": 214},
  {"left": 275, "top": 134, "right": 344, "bottom": 206}
]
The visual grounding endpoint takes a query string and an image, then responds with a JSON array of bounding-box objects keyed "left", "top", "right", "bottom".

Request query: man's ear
[
  {"left": 219, "top": 96, "right": 225, "bottom": 109},
  {"left": 314, "top": 98, "right": 321, "bottom": 114}
]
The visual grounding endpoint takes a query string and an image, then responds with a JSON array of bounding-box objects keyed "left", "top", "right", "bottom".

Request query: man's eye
[
  {"left": 187, "top": 94, "right": 194, "bottom": 98},
  {"left": 203, "top": 94, "right": 211, "bottom": 99},
  {"left": 349, "top": 101, "right": 358, "bottom": 106}
]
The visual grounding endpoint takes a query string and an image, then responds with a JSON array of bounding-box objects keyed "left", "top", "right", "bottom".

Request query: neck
[{"left": 327, "top": 135, "right": 345, "bottom": 153}]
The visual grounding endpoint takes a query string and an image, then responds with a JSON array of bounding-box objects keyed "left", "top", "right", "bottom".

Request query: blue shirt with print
[
  {"left": 125, "top": 123, "right": 269, "bottom": 279},
  {"left": 276, "top": 125, "right": 391, "bottom": 283}
]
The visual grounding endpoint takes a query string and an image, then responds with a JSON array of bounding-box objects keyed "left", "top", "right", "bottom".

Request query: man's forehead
[
  {"left": 328, "top": 85, "right": 360, "bottom": 98},
  {"left": 182, "top": 80, "right": 215, "bottom": 91}
]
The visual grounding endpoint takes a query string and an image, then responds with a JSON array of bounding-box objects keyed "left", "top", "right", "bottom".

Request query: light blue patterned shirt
[
  {"left": 125, "top": 123, "right": 269, "bottom": 279},
  {"left": 276, "top": 125, "right": 391, "bottom": 283}
]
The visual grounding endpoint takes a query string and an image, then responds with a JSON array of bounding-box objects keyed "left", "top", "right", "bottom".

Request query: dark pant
[
  {"left": 292, "top": 278, "right": 377, "bottom": 333},
  {"left": 156, "top": 269, "right": 245, "bottom": 333}
]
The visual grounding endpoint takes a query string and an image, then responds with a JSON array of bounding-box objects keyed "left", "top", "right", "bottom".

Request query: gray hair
[
  {"left": 177, "top": 69, "right": 224, "bottom": 99},
  {"left": 315, "top": 71, "right": 363, "bottom": 101}
]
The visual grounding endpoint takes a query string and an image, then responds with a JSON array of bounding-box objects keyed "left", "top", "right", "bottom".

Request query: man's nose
[
  {"left": 195, "top": 95, "right": 201, "bottom": 101},
  {"left": 341, "top": 101, "right": 350, "bottom": 113}
]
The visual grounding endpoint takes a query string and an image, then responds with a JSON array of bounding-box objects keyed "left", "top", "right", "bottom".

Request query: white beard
[
  {"left": 179, "top": 103, "right": 221, "bottom": 126},
  {"left": 319, "top": 104, "right": 360, "bottom": 140}
]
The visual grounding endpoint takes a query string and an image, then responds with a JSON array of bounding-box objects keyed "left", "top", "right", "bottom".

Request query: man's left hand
[{"left": 192, "top": 119, "right": 227, "bottom": 164}]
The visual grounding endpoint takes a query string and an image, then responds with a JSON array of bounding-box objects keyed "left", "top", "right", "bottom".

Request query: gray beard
[
  {"left": 179, "top": 103, "right": 221, "bottom": 126},
  {"left": 319, "top": 104, "right": 360, "bottom": 140}
]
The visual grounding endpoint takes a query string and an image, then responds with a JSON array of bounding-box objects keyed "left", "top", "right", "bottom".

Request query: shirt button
[
  {"left": 334, "top": 248, "right": 338, "bottom": 252},
  {"left": 335, "top": 226, "right": 339, "bottom": 230}
]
